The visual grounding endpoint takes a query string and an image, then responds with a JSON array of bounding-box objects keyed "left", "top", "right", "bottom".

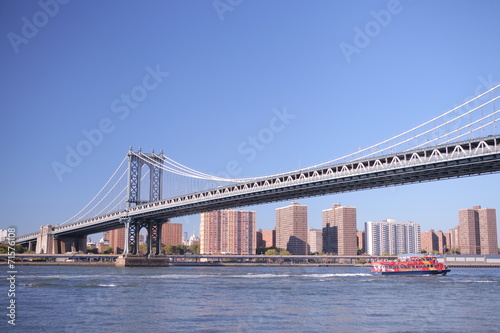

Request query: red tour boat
[{"left": 371, "top": 255, "right": 451, "bottom": 276}]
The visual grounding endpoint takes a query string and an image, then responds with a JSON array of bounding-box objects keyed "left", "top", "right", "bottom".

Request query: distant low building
[
  {"left": 87, "top": 237, "right": 97, "bottom": 249},
  {"left": 187, "top": 231, "right": 200, "bottom": 246},
  {"left": 97, "top": 235, "right": 109, "bottom": 253},
  {"left": 448, "top": 226, "right": 460, "bottom": 250},
  {"left": 0, "top": 229, "right": 7, "bottom": 243},
  {"left": 307, "top": 228, "right": 322, "bottom": 254},
  {"left": 256, "top": 229, "right": 264, "bottom": 248},
  {"left": 262, "top": 229, "right": 276, "bottom": 248},
  {"left": 357, "top": 230, "right": 365, "bottom": 252}
]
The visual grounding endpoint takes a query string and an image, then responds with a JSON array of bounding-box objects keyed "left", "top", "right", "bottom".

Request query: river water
[{"left": 3, "top": 265, "right": 500, "bottom": 332}]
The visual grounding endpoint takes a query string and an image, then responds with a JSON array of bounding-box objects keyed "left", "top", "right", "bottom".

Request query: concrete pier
[{"left": 115, "top": 255, "right": 170, "bottom": 267}]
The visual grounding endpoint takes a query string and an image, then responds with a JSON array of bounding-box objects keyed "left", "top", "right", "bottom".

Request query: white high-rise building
[
  {"left": 365, "top": 219, "right": 421, "bottom": 255},
  {"left": 307, "top": 228, "right": 323, "bottom": 254},
  {"left": 0, "top": 229, "right": 8, "bottom": 243}
]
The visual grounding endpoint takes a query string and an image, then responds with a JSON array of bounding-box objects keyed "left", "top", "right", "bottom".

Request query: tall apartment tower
[
  {"left": 459, "top": 206, "right": 498, "bottom": 255},
  {"left": 106, "top": 227, "right": 126, "bottom": 254},
  {"left": 200, "top": 210, "right": 256, "bottom": 255},
  {"left": 365, "top": 219, "right": 421, "bottom": 255},
  {"left": 161, "top": 221, "right": 182, "bottom": 246},
  {"left": 275, "top": 202, "right": 308, "bottom": 255},
  {"left": 322, "top": 204, "right": 357, "bottom": 255}
]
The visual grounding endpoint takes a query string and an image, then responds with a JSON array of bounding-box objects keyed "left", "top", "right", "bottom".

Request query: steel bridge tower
[{"left": 122, "top": 148, "right": 165, "bottom": 256}]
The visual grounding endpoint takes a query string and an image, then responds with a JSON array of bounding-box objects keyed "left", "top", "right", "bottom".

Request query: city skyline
[
  {"left": 83, "top": 203, "right": 499, "bottom": 255},
  {"left": 82, "top": 201, "right": 499, "bottom": 251}
]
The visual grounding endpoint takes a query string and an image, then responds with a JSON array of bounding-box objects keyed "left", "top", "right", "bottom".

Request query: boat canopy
[{"left": 398, "top": 253, "right": 432, "bottom": 258}]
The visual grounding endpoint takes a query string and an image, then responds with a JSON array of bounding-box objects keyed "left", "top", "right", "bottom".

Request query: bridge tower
[
  {"left": 127, "top": 147, "right": 164, "bottom": 208},
  {"left": 123, "top": 148, "right": 165, "bottom": 256}
]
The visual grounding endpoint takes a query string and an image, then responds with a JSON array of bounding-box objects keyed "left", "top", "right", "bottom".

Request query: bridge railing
[
  {"left": 55, "top": 210, "right": 126, "bottom": 230},
  {"left": 16, "top": 232, "right": 40, "bottom": 242}
]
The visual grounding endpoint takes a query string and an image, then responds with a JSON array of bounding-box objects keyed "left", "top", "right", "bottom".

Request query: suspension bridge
[{"left": 16, "top": 85, "right": 500, "bottom": 256}]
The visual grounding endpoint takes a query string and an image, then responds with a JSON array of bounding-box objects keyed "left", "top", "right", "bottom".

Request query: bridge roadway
[{"left": 16, "top": 135, "right": 500, "bottom": 244}]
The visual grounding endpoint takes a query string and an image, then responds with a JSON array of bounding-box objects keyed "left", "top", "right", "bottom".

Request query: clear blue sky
[{"left": 1, "top": 0, "right": 499, "bottom": 242}]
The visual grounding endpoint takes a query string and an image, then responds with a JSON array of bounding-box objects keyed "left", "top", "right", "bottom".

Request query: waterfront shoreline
[{"left": 2, "top": 261, "right": 500, "bottom": 268}]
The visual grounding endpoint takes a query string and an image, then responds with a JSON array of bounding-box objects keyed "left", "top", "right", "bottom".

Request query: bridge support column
[
  {"left": 57, "top": 236, "right": 87, "bottom": 253},
  {"left": 122, "top": 218, "right": 130, "bottom": 255},
  {"left": 123, "top": 218, "right": 164, "bottom": 256},
  {"left": 116, "top": 218, "right": 169, "bottom": 267},
  {"left": 145, "top": 220, "right": 162, "bottom": 256},
  {"left": 150, "top": 220, "right": 162, "bottom": 256},
  {"left": 36, "top": 225, "right": 55, "bottom": 254},
  {"left": 123, "top": 218, "right": 140, "bottom": 255},
  {"left": 28, "top": 240, "right": 36, "bottom": 252}
]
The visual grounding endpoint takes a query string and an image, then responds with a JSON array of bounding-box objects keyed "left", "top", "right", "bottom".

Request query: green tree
[
  {"left": 281, "top": 250, "right": 291, "bottom": 255},
  {"left": 138, "top": 244, "right": 148, "bottom": 254},
  {"left": 162, "top": 245, "right": 187, "bottom": 255},
  {"left": 102, "top": 246, "right": 114, "bottom": 254},
  {"left": 257, "top": 246, "right": 278, "bottom": 255},
  {"left": 189, "top": 244, "right": 200, "bottom": 255},
  {"left": 265, "top": 249, "right": 279, "bottom": 255},
  {"left": 163, "top": 245, "right": 174, "bottom": 255},
  {"left": 87, "top": 247, "right": 98, "bottom": 254},
  {"left": 0, "top": 244, "right": 27, "bottom": 254}
]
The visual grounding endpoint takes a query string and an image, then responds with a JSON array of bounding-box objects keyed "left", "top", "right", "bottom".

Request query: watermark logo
[
  {"left": 213, "top": 106, "right": 296, "bottom": 180},
  {"left": 111, "top": 65, "right": 169, "bottom": 120},
  {"left": 463, "top": 74, "right": 499, "bottom": 109},
  {"left": 213, "top": 0, "right": 243, "bottom": 21},
  {"left": 5, "top": 228, "right": 17, "bottom": 326},
  {"left": 339, "top": 0, "right": 404, "bottom": 64},
  {"left": 7, "top": 0, "right": 70, "bottom": 54},
  {"left": 51, "top": 64, "right": 169, "bottom": 182}
]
